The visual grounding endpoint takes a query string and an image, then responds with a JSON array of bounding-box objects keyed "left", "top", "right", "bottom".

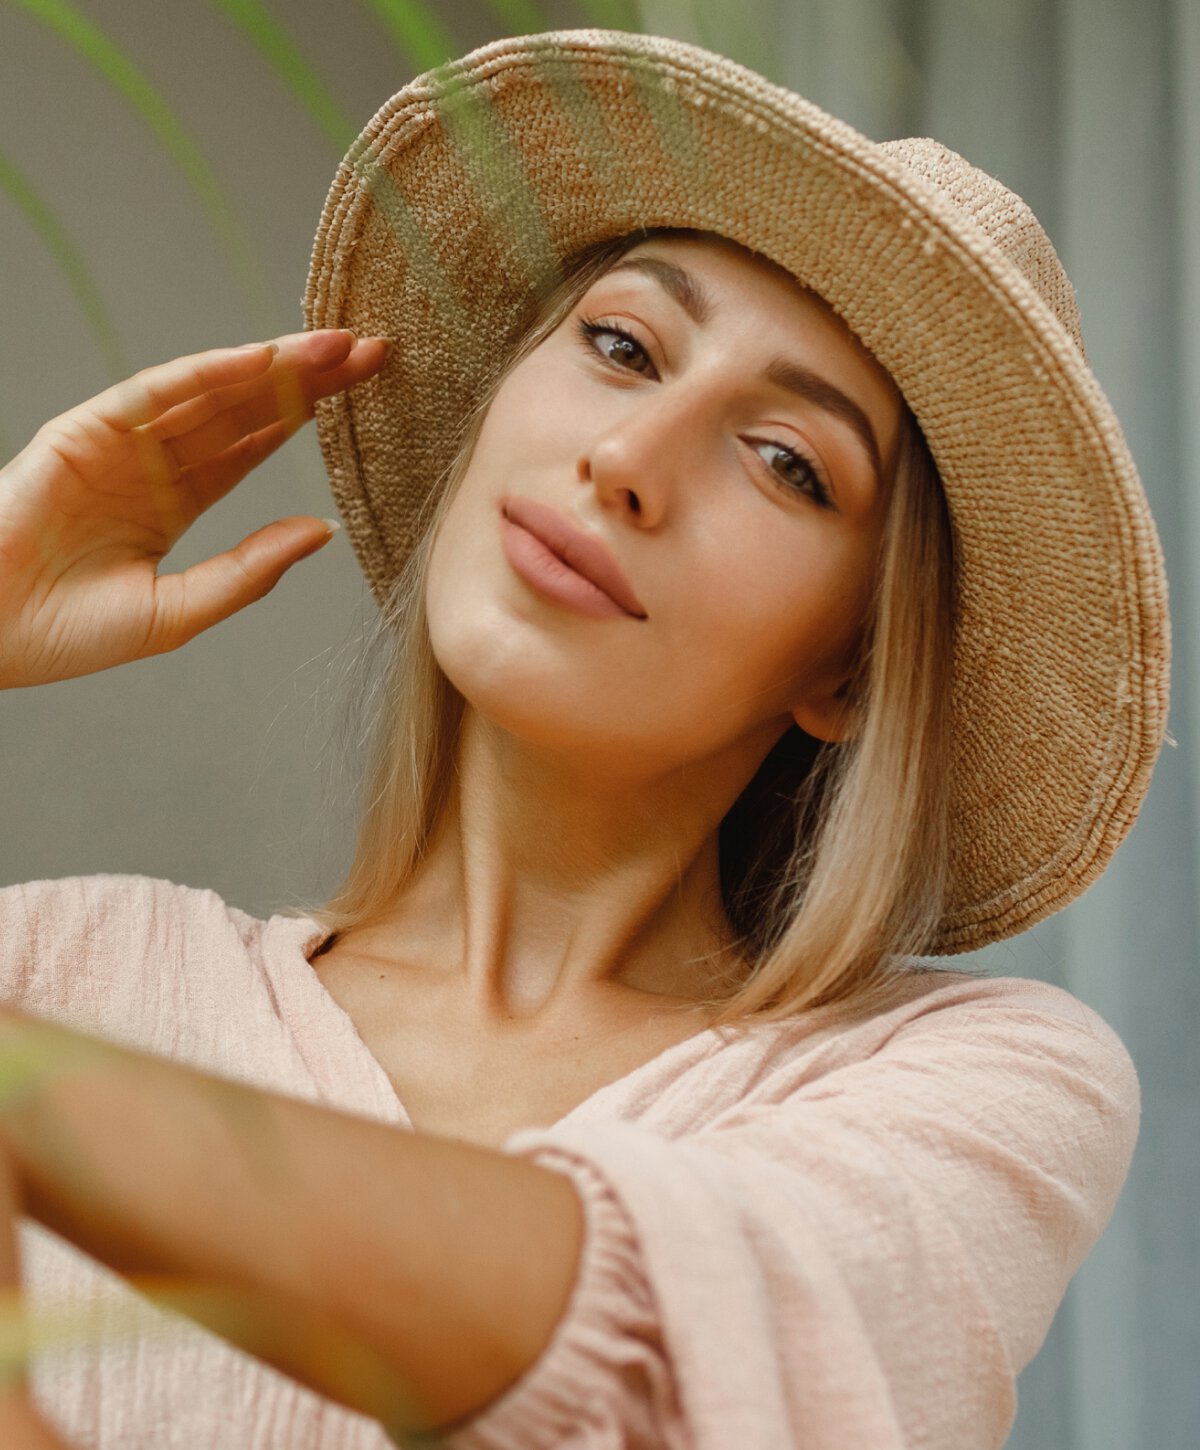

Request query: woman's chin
[
  {"left": 438, "top": 666, "right": 679, "bottom": 779},
  {"left": 452, "top": 681, "right": 645, "bottom": 765}
]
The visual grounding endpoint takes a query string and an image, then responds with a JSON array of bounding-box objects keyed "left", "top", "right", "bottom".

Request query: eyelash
[{"left": 575, "top": 316, "right": 835, "bottom": 510}]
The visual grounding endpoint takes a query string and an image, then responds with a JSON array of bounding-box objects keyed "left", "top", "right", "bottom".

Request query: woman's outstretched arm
[{"left": 0, "top": 1006, "right": 585, "bottom": 1440}]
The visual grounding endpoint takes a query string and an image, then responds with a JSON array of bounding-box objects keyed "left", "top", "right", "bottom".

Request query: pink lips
[{"left": 500, "top": 498, "right": 647, "bottom": 619}]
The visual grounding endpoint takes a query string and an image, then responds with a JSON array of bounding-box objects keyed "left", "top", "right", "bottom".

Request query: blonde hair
[{"left": 294, "top": 231, "right": 956, "bottom": 1032}]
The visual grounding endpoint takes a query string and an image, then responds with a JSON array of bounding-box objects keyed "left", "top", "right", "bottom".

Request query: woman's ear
[{"left": 790, "top": 677, "right": 860, "bottom": 744}]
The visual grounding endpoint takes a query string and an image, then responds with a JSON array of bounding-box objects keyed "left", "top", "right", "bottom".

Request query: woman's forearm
[{"left": 0, "top": 1008, "right": 585, "bottom": 1438}]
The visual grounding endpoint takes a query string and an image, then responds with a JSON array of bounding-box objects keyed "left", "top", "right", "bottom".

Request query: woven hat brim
[{"left": 303, "top": 29, "right": 1170, "bottom": 954}]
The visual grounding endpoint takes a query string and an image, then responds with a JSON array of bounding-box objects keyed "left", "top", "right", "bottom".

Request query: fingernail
[{"left": 320, "top": 518, "right": 342, "bottom": 535}]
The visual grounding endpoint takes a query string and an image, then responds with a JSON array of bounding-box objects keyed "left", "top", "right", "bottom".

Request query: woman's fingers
[
  {"left": 149, "top": 330, "right": 353, "bottom": 441},
  {"left": 145, "top": 513, "right": 339, "bottom": 656},
  {"left": 169, "top": 415, "right": 310, "bottom": 523},
  {"left": 298, "top": 333, "right": 391, "bottom": 399},
  {"left": 151, "top": 374, "right": 312, "bottom": 479},
  {"left": 159, "top": 337, "right": 389, "bottom": 522},
  {"left": 87, "top": 340, "right": 279, "bottom": 433},
  {"left": 151, "top": 334, "right": 387, "bottom": 478},
  {"left": 87, "top": 328, "right": 384, "bottom": 441}
]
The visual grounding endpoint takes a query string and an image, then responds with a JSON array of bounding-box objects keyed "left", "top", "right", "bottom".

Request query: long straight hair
[{"left": 293, "top": 231, "right": 957, "bottom": 1031}]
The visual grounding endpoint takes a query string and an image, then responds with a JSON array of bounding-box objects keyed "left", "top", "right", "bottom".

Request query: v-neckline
[{"left": 267, "top": 912, "right": 729, "bottom": 1146}]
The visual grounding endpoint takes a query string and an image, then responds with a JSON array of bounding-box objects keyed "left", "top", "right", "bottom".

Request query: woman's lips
[{"left": 499, "top": 498, "right": 648, "bottom": 620}]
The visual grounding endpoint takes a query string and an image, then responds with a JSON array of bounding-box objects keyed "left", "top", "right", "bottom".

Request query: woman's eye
[
  {"left": 750, "top": 439, "right": 835, "bottom": 509},
  {"left": 577, "top": 318, "right": 656, "bottom": 376}
]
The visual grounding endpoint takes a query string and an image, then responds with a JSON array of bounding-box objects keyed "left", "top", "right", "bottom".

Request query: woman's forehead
[
  {"left": 607, "top": 233, "right": 896, "bottom": 365},
  {"left": 617, "top": 230, "right": 816, "bottom": 299}
]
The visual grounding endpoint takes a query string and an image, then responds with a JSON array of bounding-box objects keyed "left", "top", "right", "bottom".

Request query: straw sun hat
[{"left": 303, "top": 28, "right": 1170, "bottom": 955}]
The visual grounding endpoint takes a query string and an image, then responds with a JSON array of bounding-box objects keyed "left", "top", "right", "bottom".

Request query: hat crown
[{"left": 878, "top": 137, "right": 1085, "bottom": 357}]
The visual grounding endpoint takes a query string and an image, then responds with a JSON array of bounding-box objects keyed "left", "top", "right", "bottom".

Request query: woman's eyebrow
[
  {"left": 603, "top": 255, "right": 883, "bottom": 484},
  {"left": 764, "top": 358, "right": 883, "bottom": 485},
  {"left": 606, "top": 255, "right": 714, "bottom": 324}
]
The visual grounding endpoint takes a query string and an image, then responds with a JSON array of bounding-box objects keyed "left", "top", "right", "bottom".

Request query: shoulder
[
  {"left": 0, "top": 870, "right": 264, "bottom": 953},
  {"left": 806, "top": 967, "right": 1139, "bottom": 1132},
  {"left": 776, "top": 968, "right": 1143, "bottom": 1237},
  {"left": 0, "top": 872, "right": 273, "bottom": 1038},
  {"left": 798, "top": 964, "right": 1133, "bottom": 1063},
  {"left": 874, "top": 968, "right": 1138, "bottom": 1103},
  {"left": 725, "top": 968, "right": 1137, "bottom": 1109},
  {"left": 1, "top": 868, "right": 249, "bottom": 916},
  {"left": 696, "top": 968, "right": 1141, "bottom": 1217}
]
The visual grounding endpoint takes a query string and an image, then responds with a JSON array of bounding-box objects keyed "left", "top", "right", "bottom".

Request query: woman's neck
[{"left": 341, "top": 708, "right": 765, "bottom": 1027}]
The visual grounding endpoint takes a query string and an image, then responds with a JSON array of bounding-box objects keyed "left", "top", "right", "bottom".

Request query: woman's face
[{"left": 425, "top": 233, "right": 904, "bottom": 778}]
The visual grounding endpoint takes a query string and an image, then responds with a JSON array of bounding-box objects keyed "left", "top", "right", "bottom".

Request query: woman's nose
[{"left": 577, "top": 389, "right": 699, "bottom": 525}]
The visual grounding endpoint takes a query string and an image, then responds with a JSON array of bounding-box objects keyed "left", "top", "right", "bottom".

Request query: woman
[{"left": 0, "top": 29, "right": 1168, "bottom": 1450}]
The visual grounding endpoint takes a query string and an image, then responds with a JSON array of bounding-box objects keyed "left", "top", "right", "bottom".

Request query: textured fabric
[{"left": 1, "top": 874, "right": 1139, "bottom": 1448}]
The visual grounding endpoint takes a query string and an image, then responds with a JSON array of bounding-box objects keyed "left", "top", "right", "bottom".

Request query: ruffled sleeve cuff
[{"left": 437, "top": 1138, "right": 681, "bottom": 1449}]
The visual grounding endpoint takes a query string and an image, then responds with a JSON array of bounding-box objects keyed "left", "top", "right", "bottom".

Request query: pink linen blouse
[{"left": 1, "top": 873, "right": 1139, "bottom": 1449}]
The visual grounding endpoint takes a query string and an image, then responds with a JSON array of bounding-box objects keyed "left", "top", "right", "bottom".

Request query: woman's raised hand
[{"left": 0, "top": 330, "right": 387, "bottom": 690}]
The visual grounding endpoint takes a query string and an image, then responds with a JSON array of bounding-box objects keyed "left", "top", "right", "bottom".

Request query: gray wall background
[{"left": 1, "top": 1, "right": 1196, "bottom": 1445}]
